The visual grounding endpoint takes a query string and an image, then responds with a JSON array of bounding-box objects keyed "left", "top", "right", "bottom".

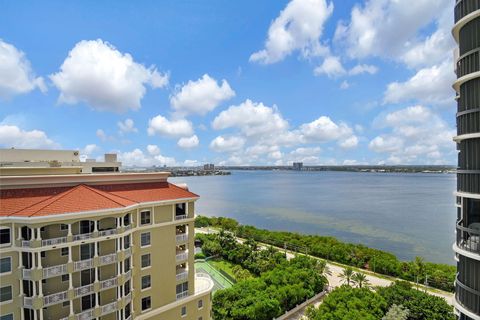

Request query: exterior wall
[
  {"left": 0, "top": 149, "right": 79, "bottom": 162},
  {"left": 453, "top": 1, "right": 480, "bottom": 319}
]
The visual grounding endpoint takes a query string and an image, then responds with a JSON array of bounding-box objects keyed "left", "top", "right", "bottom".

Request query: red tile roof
[{"left": 0, "top": 182, "right": 198, "bottom": 217}]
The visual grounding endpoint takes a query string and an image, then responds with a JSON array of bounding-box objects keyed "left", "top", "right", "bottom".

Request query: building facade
[
  {"left": 452, "top": 1, "right": 480, "bottom": 319},
  {"left": 0, "top": 173, "right": 213, "bottom": 320},
  {"left": 0, "top": 149, "right": 122, "bottom": 176}
]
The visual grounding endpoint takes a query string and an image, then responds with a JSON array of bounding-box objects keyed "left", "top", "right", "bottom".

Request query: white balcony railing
[
  {"left": 73, "top": 233, "right": 94, "bottom": 242},
  {"left": 175, "top": 214, "right": 188, "bottom": 221},
  {"left": 125, "top": 292, "right": 132, "bottom": 304},
  {"left": 124, "top": 224, "right": 132, "bottom": 231},
  {"left": 99, "top": 253, "right": 117, "bottom": 266},
  {"left": 22, "top": 240, "right": 32, "bottom": 248},
  {"left": 76, "top": 308, "right": 94, "bottom": 320},
  {"left": 22, "top": 268, "right": 32, "bottom": 279},
  {"left": 23, "top": 296, "right": 34, "bottom": 307},
  {"left": 98, "top": 229, "right": 117, "bottom": 237},
  {"left": 176, "top": 251, "right": 188, "bottom": 262},
  {"left": 124, "top": 247, "right": 132, "bottom": 258},
  {"left": 125, "top": 270, "right": 132, "bottom": 281},
  {"left": 42, "top": 236, "right": 67, "bottom": 247},
  {"left": 195, "top": 273, "right": 214, "bottom": 294},
  {"left": 75, "top": 283, "right": 95, "bottom": 297},
  {"left": 74, "top": 259, "right": 93, "bottom": 271},
  {"left": 44, "top": 290, "right": 68, "bottom": 306},
  {"left": 100, "top": 277, "right": 117, "bottom": 290},
  {"left": 176, "top": 233, "right": 188, "bottom": 243},
  {"left": 176, "top": 270, "right": 188, "bottom": 282},
  {"left": 176, "top": 290, "right": 189, "bottom": 300},
  {"left": 101, "top": 301, "right": 118, "bottom": 315},
  {"left": 43, "top": 264, "right": 68, "bottom": 278}
]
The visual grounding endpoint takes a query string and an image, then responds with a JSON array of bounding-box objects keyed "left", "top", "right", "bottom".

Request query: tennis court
[{"left": 195, "top": 260, "right": 234, "bottom": 293}]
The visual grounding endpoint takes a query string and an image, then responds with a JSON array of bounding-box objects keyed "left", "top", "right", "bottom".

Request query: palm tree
[
  {"left": 315, "top": 260, "right": 332, "bottom": 277},
  {"left": 340, "top": 267, "right": 355, "bottom": 286},
  {"left": 352, "top": 272, "right": 370, "bottom": 288},
  {"left": 413, "top": 256, "right": 425, "bottom": 289}
]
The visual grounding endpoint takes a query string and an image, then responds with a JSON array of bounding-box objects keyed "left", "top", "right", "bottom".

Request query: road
[{"left": 195, "top": 227, "right": 454, "bottom": 306}]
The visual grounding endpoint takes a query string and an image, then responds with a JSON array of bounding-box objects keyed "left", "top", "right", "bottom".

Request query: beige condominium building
[{"left": 0, "top": 172, "right": 213, "bottom": 320}]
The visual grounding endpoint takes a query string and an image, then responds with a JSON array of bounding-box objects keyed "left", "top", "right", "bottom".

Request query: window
[
  {"left": 80, "top": 243, "right": 95, "bottom": 260},
  {"left": 62, "top": 301, "right": 70, "bottom": 307},
  {"left": 61, "top": 247, "right": 69, "bottom": 256},
  {"left": 0, "top": 257, "right": 11, "bottom": 274},
  {"left": 0, "top": 286, "right": 12, "bottom": 302},
  {"left": 124, "top": 235, "right": 131, "bottom": 249},
  {"left": 199, "top": 317, "right": 203, "bottom": 320},
  {"left": 140, "top": 211, "right": 151, "bottom": 225},
  {"left": 176, "top": 282, "right": 188, "bottom": 294},
  {"left": 181, "top": 306, "right": 187, "bottom": 317},
  {"left": 124, "top": 280, "right": 131, "bottom": 295},
  {"left": 141, "top": 254, "right": 151, "bottom": 268},
  {"left": 141, "top": 275, "right": 151, "bottom": 289},
  {"left": 62, "top": 274, "right": 69, "bottom": 282},
  {"left": 141, "top": 296, "right": 151, "bottom": 311},
  {"left": 0, "top": 228, "right": 11, "bottom": 246},
  {"left": 141, "top": 232, "right": 151, "bottom": 247},
  {"left": 60, "top": 224, "right": 68, "bottom": 231},
  {"left": 198, "top": 299, "right": 203, "bottom": 309},
  {"left": 40, "top": 251, "right": 46, "bottom": 258},
  {"left": 0, "top": 314, "right": 13, "bottom": 320}
]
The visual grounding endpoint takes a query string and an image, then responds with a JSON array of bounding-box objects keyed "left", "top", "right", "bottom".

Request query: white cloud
[
  {"left": 212, "top": 99, "right": 289, "bottom": 137},
  {"left": 340, "top": 80, "right": 350, "bottom": 90},
  {"left": 300, "top": 116, "right": 354, "bottom": 142},
  {"left": 383, "top": 61, "right": 455, "bottom": 105},
  {"left": 210, "top": 136, "right": 245, "bottom": 152},
  {"left": 290, "top": 147, "right": 321, "bottom": 156},
  {"left": 147, "top": 115, "right": 194, "bottom": 137},
  {"left": 334, "top": 0, "right": 451, "bottom": 60},
  {"left": 170, "top": 74, "right": 235, "bottom": 115},
  {"left": 177, "top": 135, "right": 199, "bottom": 149},
  {"left": 0, "top": 124, "right": 58, "bottom": 149},
  {"left": 50, "top": 39, "right": 168, "bottom": 113},
  {"left": 81, "top": 144, "right": 99, "bottom": 156},
  {"left": 314, "top": 56, "right": 346, "bottom": 78},
  {"left": 250, "top": 0, "right": 333, "bottom": 64},
  {"left": 117, "top": 118, "right": 137, "bottom": 134},
  {"left": 147, "top": 144, "right": 160, "bottom": 156},
  {"left": 184, "top": 160, "right": 199, "bottom": 167},
  {"left": 0, "top": 39, "right": 46, "bottom": 99},
  {"left": 118, "top": 148, "right": 176, "bottom": 167},
  {"left": 349, "top": 64, "right": 378, "bottom": 75},
  {"left": 369, "top": 105, "right": 455, "bottom": 163},
  {"left": 339, "top": 135, "right": 359, "bottom": 149},
  {"left": 96, "top": 129, "right": 107, "bottom": 142}
]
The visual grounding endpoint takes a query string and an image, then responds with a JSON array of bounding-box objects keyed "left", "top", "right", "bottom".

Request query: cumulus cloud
[
  {"left": 212, "top": 99, "right": 289, "bottom": 137},
  {"left": 50, "top": 39, "right": 168, "bottom": 113},
  {"left": 0, "top": 124, "right": 58, "bottom": 149},
  {"left": 383, "top": 61, "right": 455, "bottom": 105},
  {"left": 0, "top": 39, "right": 46, "bottom": 99},
  {"left": 210, "top": 136, "right": 245, "bottom": 152},
  {"left": 300, "top": 116, "right": 354, "bottom": 143},
  {"left": 339, "top": 135, "right": 359, "bottom": 149},
  {"left": 177, "top": 135, "right": 199, "bottom": 149},
  {"left": 81, "top": 144, "right": 100, "bottom": 156},
  {"left": 170, "top": 74, "right": 235, "bottom": 115},
  {"left": 147, "top": 115, "right": 194, "bottom": 137},
  {"left": 250, "top": 0, "right": 333, "bottom": 64},
  {"left": 334, "top": 0, "right": 450, "bottom": 60},
  {"left": 369, "top": 105, "right": 455, "bottom": 163},
  {"left": 340, "top": 80, "right": 350, "bottom": 90},
  {"left": 118, "top": 148, "right": 176, "bottom": 167},
  {"left": 147, "top": 144, "right": 160, "bottom": 156},
  {"left": 117, "top": 118, "right": 138, "bottom": 134},
  {"left": 314, "top": 56, "right": 346, "bottom": 78},
  {"left": 96, "top": 129, "right": 107, "bottom": 142},
  {"left": 349, "top": 64, "right": 378, "bottom": 75}
]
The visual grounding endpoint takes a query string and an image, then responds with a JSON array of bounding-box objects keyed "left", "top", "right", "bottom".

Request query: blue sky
[{"left": 0, "top": 0, "right": 457, "bottom": 166}]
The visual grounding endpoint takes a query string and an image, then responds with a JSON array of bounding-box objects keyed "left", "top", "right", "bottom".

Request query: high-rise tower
[{"left": 453, "top": 1, "right": 480, "bottom": 319}]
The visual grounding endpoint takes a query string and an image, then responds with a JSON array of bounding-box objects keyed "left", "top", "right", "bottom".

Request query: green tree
[
  {"left": 352, "top": 272, "right": 370, "bottom": 288},
  {"left": 339, "top": 267, "right": 355, "bottom": 286},
  {"left": 382, "top": 304, "right": 409, "bottom": 320}
]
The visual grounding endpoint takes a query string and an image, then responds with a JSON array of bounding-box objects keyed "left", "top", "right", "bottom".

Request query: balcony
[
  {"left": 23, "top": 268, "right": 32, "bottom": 279},
  {"left": 98, "top": 229, "right": 117, "bottom": 237},
  {"left": 100, "top": 301, "right": 118, "bottom": 316},
  {"left": 100, "top": 277, "right": 117, "bottom": 290},
  {"left": 43, "top": 264, "right": 68, "bottom": 279},
  {"left": 23, "top": 296, "right": 34, "bottom": 308},
  {"left": 98, "top": 253, "right": 117, "bottom": 266},
  {"left": 74, "top": 258, "right": 93, "bottom": 271},
  {"left": 176, "top": 270, "right": 188, "bottom": 282},
  {"left": 175, "top": 214, "right": 188, "bottom": 221},
  {"left": 76, "top": 309, "right": 94, "bottom": 320},
  {"left": 176, "top": 251, "right": 188, "bottom": 262},
  {"left": 44, "top": 290, "right": 68, "bottom": 306},
  {"left": 176, "top": 233, "right": 188, "bottom": 244},
  {"left": 176, "top": 290, "right": 189, "bottom": 300},
  {"left": 456, "top": 222, "right": 480, "bottom": 254},
  {"left": 42, "top": 236, "right": 67, "bottom": 246},
  {"left": 125, "top": 292, "right": 132, "bottom": 305},
  {"left": 195, "top": 273, "right": 214, "bottom": 294},
  {"left": 74, "top": 283, "right": 94, "bottom": 297},
  {"left": 456, "top": 275, "right": 480, "bottom": 315}
]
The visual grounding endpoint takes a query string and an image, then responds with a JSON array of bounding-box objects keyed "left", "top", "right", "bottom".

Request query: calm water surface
[{"left": 172, "top": 170, "right": 456, "bottom": 264}]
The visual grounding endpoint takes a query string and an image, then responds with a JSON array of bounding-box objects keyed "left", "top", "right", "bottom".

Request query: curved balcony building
[{"left": 452, "top": 1, "right": 480, "bottom": 319}]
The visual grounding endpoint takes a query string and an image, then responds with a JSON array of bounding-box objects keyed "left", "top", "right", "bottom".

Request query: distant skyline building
[
  {"left": 452, "top": 1, "right": 480, "bottom": 319},
  {"left": 203, "top": 164, "right": 214, "bottom": 171},
  {"left": 292, "top": 162, "right": 303, "bottom": 171}
]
